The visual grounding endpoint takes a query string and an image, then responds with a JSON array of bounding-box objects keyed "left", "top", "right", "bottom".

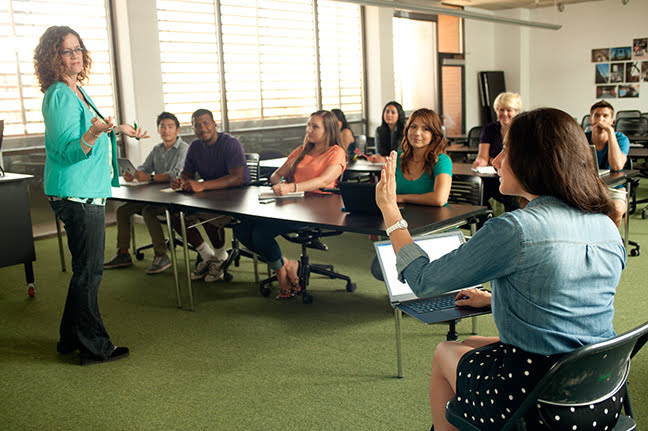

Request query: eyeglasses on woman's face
[{"left": 60, "top": 47, "right": 85, "bottom": 58}]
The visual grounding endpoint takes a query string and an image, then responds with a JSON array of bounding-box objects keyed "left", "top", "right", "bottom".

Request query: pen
[{"left": 133, "top": 120, "right": 140, "bottom": 140}]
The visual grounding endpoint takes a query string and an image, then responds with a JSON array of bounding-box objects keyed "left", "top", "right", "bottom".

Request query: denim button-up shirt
[{"left": 396, "top": 195, "right": 626, "bottom": 355}]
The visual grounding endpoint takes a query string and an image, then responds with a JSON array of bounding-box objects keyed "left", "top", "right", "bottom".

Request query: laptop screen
[{"left": 374, "top": 231, "right": 467, "bottom": 303}]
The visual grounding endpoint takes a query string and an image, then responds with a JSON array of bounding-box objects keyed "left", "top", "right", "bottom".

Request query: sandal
[
  {"left": 275, "top": 287, "right": 294, "bottom": 300},
  {"left": 287, "top": 260, "right": 303, "bottom": 296}
]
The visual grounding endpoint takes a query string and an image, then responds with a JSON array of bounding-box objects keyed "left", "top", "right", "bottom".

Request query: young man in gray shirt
[{"left": 104, "top": 112, "right": 188, "bottom": 274}]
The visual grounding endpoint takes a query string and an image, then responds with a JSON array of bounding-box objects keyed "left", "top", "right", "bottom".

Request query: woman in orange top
[{"left": 234, "top": 110, "right": 347, "bottom": 299}]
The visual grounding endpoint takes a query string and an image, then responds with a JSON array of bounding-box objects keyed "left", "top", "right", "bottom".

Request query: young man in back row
[
  {"left": 171, "top": 109, "right": 250, "bottom": 282},
  {"left": 585, "top": 100, "right": 630, "bottom": 226},
  {"left": 104, "top": 112, "right": 188, "bottom": 274}
]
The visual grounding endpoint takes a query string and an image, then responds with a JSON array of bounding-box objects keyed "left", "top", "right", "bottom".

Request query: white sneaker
[
  {"left": 204, "top": 259, "right": 225, "bottom": 283},
  {"left": 190, "top": 259, "right": 211, "bottom": 280}
]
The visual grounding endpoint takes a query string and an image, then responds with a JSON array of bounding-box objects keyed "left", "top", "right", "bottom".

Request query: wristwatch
[
  {"left": 149, "top": 174, "right": 155, "bottom": 184},
  {"left": 385, "top": 219, "right": 408, "bottom": 236}
]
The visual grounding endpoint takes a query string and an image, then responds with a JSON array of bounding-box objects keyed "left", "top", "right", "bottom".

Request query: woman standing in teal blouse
[
  {"left": 34, "top": 26, "right": 147, "bottom": 365},
  {"left": 394, "top": 108, "right": 452, "bottom": 206}
]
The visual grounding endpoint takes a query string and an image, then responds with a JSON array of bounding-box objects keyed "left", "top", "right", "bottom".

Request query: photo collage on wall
[{"left": 592, "top": 37, "right": 647, "bottom": 99}]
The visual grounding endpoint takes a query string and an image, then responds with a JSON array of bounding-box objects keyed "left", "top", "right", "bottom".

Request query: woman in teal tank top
[{"left": 394, "top": 108, "right": 452, "bottom": 206}]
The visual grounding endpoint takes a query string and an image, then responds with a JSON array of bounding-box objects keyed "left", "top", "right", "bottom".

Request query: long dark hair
[
  {"left": 507, "top": 108, "right": 614, "bottom": 216},
  {"left": 331, "top": 109, "right": 350, "bottom": 131},
  {"left": 34, "top": 26, "right": 92, "bottom": 93},
  {"left": 400, "top": 108, "right": 447, "bottom": 177},
  {"left": 377, "top": 101, "right": 405, "bottom": 156},
  {"left": 287, "top": 110, "right": 342, "bottom": 182}
]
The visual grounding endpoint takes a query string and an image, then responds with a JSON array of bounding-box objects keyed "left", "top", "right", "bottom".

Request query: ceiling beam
[{"left": 340, "top": 0, "right": 562, "bottom": 30}]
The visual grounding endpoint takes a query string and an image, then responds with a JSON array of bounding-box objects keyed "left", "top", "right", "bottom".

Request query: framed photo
[
  {"left": 618, "top": 84, "right": 639, "bottom": 98},
  {"left": 610, "top": 47, "right": 632, "bottom": 61},
  {"left": 610, "top": 63, "right": 624, "bottom": 83},
  {"left": 625, "top": 62, "right": 640, "bottom": 82},
  {"left": 595, "top": 64, "right": 609, "bottom": 83},
  {"left": 642, "top": 61, "right": 648, "bottom": 82},
  {"left": 591, "top": 48, "right": 610, "bottom": 62},
  {"left": 596, "top": 85, "right": 617, "bottom": 99},
  {"left": 632, "top": 38, "right": 648, "bottom": 60}
]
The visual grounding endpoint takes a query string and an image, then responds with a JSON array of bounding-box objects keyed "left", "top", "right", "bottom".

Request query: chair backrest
[
  {"left": 500, "top": 321, "right": 648, "bottom": 430},
  {"left": 449, "top": 174, "right": 483, "bottom": 206},
  {"left": 466, "top": 126, "right": 482, "bottom": 147},
  {"left": 616, "top": 110, "right": 642, "bottom": 121},
  {"left": 246, "top": 153, "right": 260, "bottom": 183},
  {"left": 615, "top": 117, "right": 648, "bottom": 137},
  {"left": 581, "top": 114, "right": 591, "bottom": 130},
  {"left": 642, "top": 112, "right": 648, "bottom": 122}
]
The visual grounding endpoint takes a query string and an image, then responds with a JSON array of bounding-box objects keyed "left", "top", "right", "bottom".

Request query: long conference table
[
  {"left": 110, "top": 184, "right": 490, "bottom": 311},
  {"left": 262, "top": 158, "right": 641, "bottom": 254}
]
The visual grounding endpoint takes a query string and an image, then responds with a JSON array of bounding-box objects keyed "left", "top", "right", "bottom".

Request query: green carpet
[{"left": 1, "top": 187, "right": 647, "bottom": 430}]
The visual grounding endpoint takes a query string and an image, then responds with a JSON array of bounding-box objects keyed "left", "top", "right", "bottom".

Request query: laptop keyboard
[{"left": 406, "top": 293, "right": 458, "bottom": 313}]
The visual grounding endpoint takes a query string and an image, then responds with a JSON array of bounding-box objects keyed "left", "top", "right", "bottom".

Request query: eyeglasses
[{"left": 60, "top": 47, "right": 85, "bottom": 57}]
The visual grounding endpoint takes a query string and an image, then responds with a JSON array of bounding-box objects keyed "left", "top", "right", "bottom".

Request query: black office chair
[
  {"left": 466, "top": 126, "right": 483, "bottom": 148},
  {"left": 616, "top": 109, "right": 642, "bottom": 121},
  {"left": 258, "top": 226, "right": 356, "bottom": 303},
  {"left": 615, "top": 117, "right": 648, "bottom": 138},
  {"left": 445, "top": 320, "right": 648, "bottom": 431},
  {"left": 449, "top": 174, "right": 492, "bottom": 234},
  {"left": 581, "top": 114, "right": 591, "bottom": 131}
]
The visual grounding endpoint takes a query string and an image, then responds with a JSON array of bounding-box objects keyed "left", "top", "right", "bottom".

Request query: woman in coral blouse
[{"left": 234, "top": 110, "right": 347, "bottom": 299}]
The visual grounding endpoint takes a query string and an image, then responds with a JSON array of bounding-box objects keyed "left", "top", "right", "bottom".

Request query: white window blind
[
  {"left": 0, "top": 0, "right": 115, "bottom": 140},
  {"left": 318, "top": 0, "right": 362, "bottom": 117},
  {"left": 157, "top": 0, "right": 222, "bottom": 126},
  {"left": 157, "top": 0, "right": 363, "bottom": 129}
]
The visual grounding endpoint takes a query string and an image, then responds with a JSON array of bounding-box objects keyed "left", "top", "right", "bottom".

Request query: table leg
[
  {"left": 166, "top": 209, "right": 182, "bottom": 309},
  {"left": 624, "top": 181, "right": 631, "bottom": 253},
  {"left": 395, "top": 307, "right": 404, "bottom": 378},
  {"left": 180, "top": 211, "right": 194, "bottom": 311}
]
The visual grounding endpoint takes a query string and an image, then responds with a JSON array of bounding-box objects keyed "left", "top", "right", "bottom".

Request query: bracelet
[
  {"left": 81, "top": 136, "right": 95, "bottom": 148},
  {"left": 88, "top": 127, "right": 102, "bottom": 139},
  {"left": 294, "top": 182, "right": 297, "bottom": 192}
]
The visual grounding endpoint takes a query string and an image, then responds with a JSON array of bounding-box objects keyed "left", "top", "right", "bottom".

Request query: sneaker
[
  {"left": 204, "top": 258, "right": 225, "bottom": 283},
  {"left": 104, "top": 252, "right": 133, "bottom": 269},
  {"left": 145, "top": 254, "right": 172, "bottom": 275},
  {"left": 190, "top": 259, "right": 211, "bottom": 280}
]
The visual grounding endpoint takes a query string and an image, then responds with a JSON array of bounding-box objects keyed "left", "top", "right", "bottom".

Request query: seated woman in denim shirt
[{"left": 375, "top": 108, "right": 625, "bottom": 431}]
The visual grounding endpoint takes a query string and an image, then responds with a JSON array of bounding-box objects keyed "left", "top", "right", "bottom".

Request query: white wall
[
  {"left": 464, "top": 0, "right": 647, "bottom": 126},
  {"left": 113, "top": 0, "right": 165, "bottom": 165},
  {"left": 526, "top": 0, "right": 648, "bottom": 119}
]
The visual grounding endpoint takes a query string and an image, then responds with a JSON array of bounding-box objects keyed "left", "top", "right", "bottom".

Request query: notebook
[
  {"left": 117, "top": 158, "right": 138, "bottom": 176},
  {"left": 590, "top": 144, "right": 610, "bottom": 176},
  {"left": 339, "top": 181, "right": 381, "bottom": 215},
  {"left": 373, "top": 230, "right": 491, "bottom": 325}
]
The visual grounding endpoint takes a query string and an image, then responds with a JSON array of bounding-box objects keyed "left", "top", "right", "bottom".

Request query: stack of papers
[{"left": 471, "top": 166, "right": 497, "bottom": 175}]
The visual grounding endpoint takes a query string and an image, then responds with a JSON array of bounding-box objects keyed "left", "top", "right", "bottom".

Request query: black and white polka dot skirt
[{"left": 453, "top": 342, "right": 625, "bottom": 430}]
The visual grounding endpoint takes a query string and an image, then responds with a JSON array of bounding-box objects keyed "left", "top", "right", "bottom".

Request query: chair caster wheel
[
  {"left": 223, "top": 272, "right": 233, "bottom": 282},
  {"left": 346, "top": 282, "right": 357, "bottom": 292},
  {"left": 259, "top": 284, "right": 271, "bottom": 297},
  {"left": 27, "top": 283, "right": 35, "bottom": 297},
  {"left": 135, "top": 252, "right": 145, "bottom": 261},
  {"left": 302, "top": 293, "right": 314, "bottom": 304},
  {"left": 631, "top": 249, "right": 640, "bottom": 257}
]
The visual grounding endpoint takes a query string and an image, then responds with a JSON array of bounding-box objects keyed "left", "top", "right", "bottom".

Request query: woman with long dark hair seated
[
  {"left": 369, "top": 101, "right": 405, "bottom": 162},
  {"left": 376, "top": 108, "right": 625, "bottom": 430}
]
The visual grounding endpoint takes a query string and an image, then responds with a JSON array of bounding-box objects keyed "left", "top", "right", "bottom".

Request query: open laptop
[
  {"left": 117, "top": 158, "right": 138, "bottom": 176},
  {"left": 374, "top": 230, "right": 491, "bottom": 324},
  {"left": 590, "top": 144, "right": 610, "bottom": 176},
  {"left": 339, "top": 181, "right": 381, "bottom": 215}
]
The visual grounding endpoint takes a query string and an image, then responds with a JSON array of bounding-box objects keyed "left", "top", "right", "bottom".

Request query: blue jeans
[
  {"left": 50, "top": 199, "right": 114, "bottom": 360},
  {"left": 234, "top": 219, "right": 302, "bottom": 271}
]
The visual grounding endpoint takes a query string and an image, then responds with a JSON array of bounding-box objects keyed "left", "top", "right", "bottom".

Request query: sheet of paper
[
  {"left": 118, "top": 177, "right": 148, "bottom": 187},
  {"left": 471, "top": 166, "right": 497, "bottom": 175}
]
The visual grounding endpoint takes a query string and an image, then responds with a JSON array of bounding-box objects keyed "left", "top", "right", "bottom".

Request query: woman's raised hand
[
  {"left": 118, "top": 123, "right": 150, "bottom": 139},
  {"left": 375, "top": 151, "right": 399, "bottom": 213}
]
